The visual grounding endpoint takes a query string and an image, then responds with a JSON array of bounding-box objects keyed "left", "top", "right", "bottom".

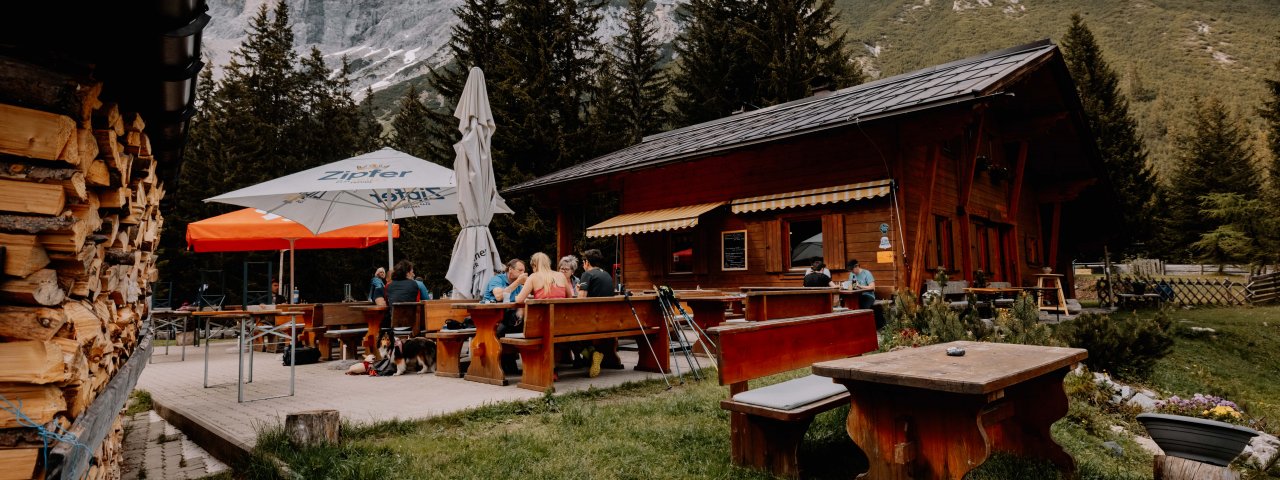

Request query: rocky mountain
[{"left": 201, "top": 0, "right": 1280, "bottom": 176}]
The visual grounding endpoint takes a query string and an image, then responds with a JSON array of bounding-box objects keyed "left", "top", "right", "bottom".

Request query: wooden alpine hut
[{"left": 505, "top": 40, "right": 1111, "bottom": 295}]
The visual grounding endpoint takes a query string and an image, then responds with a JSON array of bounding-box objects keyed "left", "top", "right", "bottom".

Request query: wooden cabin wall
[{"left": 615, "top": 126, "right": 906, "bottom": 291}]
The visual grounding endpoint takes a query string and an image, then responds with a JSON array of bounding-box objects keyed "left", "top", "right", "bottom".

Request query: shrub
[{"left": 1055, "top": 309, "right": 1173, "bottom": 380}]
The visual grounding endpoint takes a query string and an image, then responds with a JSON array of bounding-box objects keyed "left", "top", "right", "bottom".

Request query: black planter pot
[{"left": 1136, "top": 413, "right": 1259, "bottom": 466}]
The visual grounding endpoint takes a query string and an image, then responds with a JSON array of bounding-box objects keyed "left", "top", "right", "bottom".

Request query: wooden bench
[
  {"left": 682, "top": 295, "right": 745, "bottom": 355},
  {"left": 706, "top": 309, "right": 878, "bottom": 479},
  {"left": 423, "top": 328, "right": 477, "bottom": 378},
  {"left": 312, "top": 302, "right": 374, "bottom": 360},
  {"left": 499, "top": 295, "right": 669, "bottom": 392},
  {"left": 742, "top": 288, "right": 836, "bottom": 321}
]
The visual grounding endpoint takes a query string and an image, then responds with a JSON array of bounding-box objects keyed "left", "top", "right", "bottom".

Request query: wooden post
[
  {"left": 909, "top": 145, "right": 941, "bottom": 291},
  {"left": 1047, "top": 202, "right": 1062, "bottom": 268},
  {"left": 1007, "top": 141, "right": 1028, "bottom": 286},
  {"left": 1153, "top": 455, "right": 1239, "bottom": 480},
  {"left": 556, "top": 207, "right": 573, "bottom": 261},
  {"left": 285, "top": 409, "right": 340, "bottom": 446},
  {"left": 957, "top": 110, "right": 986, "bottom": 281}
]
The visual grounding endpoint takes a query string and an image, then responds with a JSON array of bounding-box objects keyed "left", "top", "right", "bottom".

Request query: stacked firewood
[{"left": 0, "top": 74, "right": 162, "bottom": 479}]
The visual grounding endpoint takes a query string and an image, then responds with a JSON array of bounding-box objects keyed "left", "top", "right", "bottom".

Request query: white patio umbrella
[
  {"left": 445, "top": 67, "right": 511, "bottom": 299},
  {"left": 205, "top": 148, "right": 506, "bottom": 272}
]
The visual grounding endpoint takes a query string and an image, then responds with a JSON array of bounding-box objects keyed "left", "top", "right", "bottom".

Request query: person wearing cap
[{"left": 845, "top": 259, "right": 876, "bottom": 310}]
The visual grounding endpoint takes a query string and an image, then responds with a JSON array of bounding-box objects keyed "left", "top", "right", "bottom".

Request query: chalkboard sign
[{"left": 721, "top": 230, "right": 747, "bottom": 271}]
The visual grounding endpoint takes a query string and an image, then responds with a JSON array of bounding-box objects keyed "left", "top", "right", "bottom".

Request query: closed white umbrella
[
  {"left": 205, "top": 147, "right": 508, "bottom": 272},
  {"left": 445, "top": 67, "right": 511, "bottom": 299}
]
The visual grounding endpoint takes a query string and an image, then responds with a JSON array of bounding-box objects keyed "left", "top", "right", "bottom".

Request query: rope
[{"left": 0, "top": 393, "right": 91, "bottom": 471}]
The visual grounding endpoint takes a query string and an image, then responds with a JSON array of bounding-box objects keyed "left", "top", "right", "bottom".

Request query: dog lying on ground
[
  {"left": 377, "top": 333, "right": 437, "bottom": 375},
  {"left": 345, "top": 355, "right": 375, "bottom": 375}
]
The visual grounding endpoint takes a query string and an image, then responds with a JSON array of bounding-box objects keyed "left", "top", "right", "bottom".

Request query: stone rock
[
  {"left": 1133, "top": 435, "right": 1164, "bottom": 455},
  {"left": 1239, "top": 432, "right": 1280, "bottom": 470},
  {"left": 1126, "top": 392, "right": 1158, "bottom": 411},
  {"left": 1102, "top": 441, "right": 1124, "bottom": 457}
]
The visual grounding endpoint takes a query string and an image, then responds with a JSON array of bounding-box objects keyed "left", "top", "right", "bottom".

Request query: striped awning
[
  {"left": 730, "top": 179, "right": 892, "bottom": 214},
  {"left": 586, "top": 202, "right": 725, "bottom": 238}
]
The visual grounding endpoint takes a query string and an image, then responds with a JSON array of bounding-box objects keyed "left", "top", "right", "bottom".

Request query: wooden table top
[
  {"left": 453, "top": 302, "right": 517, "bottom": 310},
  {"left": 963, "top": 287, "right": 1022, "bottom": 294},
  {"left": 350, "top": 305, "right": 388, "bottom": 311},
  {"left": 838, "top": 288, "right": 874, "bottom": 294},
  {"left": 739, "top": 286, "right": 822, "bottom": 292},
  {"left": 681, "top": 295, "right": 745, "bottom": 303},
  {"left": 192, "top": 309, "right": 279, "bottom": 316},
  {"left": 744, "top": 288, "right": 838, "bottom": 297},
  {"left": 812, "top": 341, "right": 1087, "bottom": 395}
]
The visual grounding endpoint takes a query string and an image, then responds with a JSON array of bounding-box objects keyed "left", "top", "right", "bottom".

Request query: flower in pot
[{"left": 1136, "top": 413, "right": 1259, "bottom": 466}]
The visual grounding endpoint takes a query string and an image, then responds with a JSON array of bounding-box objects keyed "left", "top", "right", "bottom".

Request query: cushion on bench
[{"left": 731, "top": 375, "right": 847, "bottom": 411}]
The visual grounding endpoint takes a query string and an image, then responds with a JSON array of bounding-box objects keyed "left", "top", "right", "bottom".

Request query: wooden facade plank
[{"left": 909, "top": 145, "right": 941, "bottom": 290}]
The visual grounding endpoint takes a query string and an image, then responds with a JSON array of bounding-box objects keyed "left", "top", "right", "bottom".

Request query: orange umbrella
[
  {"left": 186, "top": 208, "right": 399, "bottom": 253},
  {"left": 186, "top": 209, "right": 400, "bottom": 303}
]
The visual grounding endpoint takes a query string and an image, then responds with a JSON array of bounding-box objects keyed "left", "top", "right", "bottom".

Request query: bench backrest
[
  {"left": 423, "top": 299, "right": 475, "bottom": 331},
  {"left": 708, "top": 309, "right": 877, "bottom": 389},
  {"left": 941, "top": 280, "right": 969, "bottom": 297},
  {"left": 313, "top": 302, "right": 372, "bottom": 328},
  {"left": 523, "top": 296, "right": 662, "bottom": 338},
  {"left": 744, "top": 288, "right": 836, "bottom": 321}
]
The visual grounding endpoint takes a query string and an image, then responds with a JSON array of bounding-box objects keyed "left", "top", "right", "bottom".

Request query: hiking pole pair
[
  {"left": 622, "top": 290, "right": 672, "bottom": 389},
  {"left": 657, "top": 286, "right": 710, "bottom": 379},
  {"left": 653, "top": 290, "right": 686, "bottom": 385},
  {"left": 654, "top": 286, "right": 701, "bottom": 381}
]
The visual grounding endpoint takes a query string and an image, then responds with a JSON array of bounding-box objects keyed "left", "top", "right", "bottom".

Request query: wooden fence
[
  {"left": 1247, "top": 272, "right": 1280, "bottom": 304},
  {"left": 1097, "top": 275, "right": 1247, "bottom": 307}
]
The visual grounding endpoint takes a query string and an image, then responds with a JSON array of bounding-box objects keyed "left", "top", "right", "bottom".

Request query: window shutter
[
  {"left": 693, "top": 228, "right": 709, "bottom": 275},
  {"left": 764, "top": 219, "right": 783, "bottom": 273},
  {"left": 822, "top": 213, "right": 846, "bottom": 269}
]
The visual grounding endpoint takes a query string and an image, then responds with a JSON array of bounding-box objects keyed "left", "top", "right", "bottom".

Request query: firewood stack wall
[{"left": 0, "top": 75, "right": 163, "bottom": 479}]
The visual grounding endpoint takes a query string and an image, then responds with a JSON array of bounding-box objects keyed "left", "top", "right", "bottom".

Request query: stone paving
[
  {"left": 137, "top": 340, "right": 672, "bottom": 456},
  {"left": 121, "top": 411, "right": 229, "bottom": 480}
]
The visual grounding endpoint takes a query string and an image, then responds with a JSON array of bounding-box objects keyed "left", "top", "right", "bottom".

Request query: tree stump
[
  {"left": 285, "top": 409, "right": 340, "bottom": 446},
  {"left": 1153, "top": 455, "right": 1239, "bottom": 480}
]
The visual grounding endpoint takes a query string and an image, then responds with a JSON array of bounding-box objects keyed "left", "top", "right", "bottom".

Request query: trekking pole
[
  {"left": 658, "top": 287, "right": 705, "bottom": 380},
  {"left": 653, "top": 288, "right": 688, "bottom": 384},
  {"left": 623, "top": 290, "right": 671, "bottom": 389},
  {"left": 664, "top": 287, "right": 717, "bottom": 355}
]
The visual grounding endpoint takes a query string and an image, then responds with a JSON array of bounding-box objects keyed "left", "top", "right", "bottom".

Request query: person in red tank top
[{"left": 515, "top": 252, "right": 570, "bottom": 302}]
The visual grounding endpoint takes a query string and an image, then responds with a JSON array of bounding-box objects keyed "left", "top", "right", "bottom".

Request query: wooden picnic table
[
  {"left": 453, "top": 302, "right": 516, "bottom": 386},
  {"left": 682, "top": 295, "right": 745, "bottom": 355},
  {"left": 813, "top": 341, "right": 1087, "bottom": 479},
  {"left": 962, "top": 287, "right": 1022, "bottom": 295},
  {"left": 350, "top": 305, "right": 388, "bottom": 359},
  {"left": 743, "top": 287, "right": 836, "bottom": 321},
  {"left": 837, "top": 287, "right": 874, "bottom": 309}
]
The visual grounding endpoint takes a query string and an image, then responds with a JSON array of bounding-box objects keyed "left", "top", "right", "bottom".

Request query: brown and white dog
[{"left": 378, "top": 333, "right": 437, "bottom": 375}]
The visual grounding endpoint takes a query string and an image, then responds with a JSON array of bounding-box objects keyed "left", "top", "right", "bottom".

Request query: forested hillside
[{"left": 835, "top": 0, "right": 1280, "bottom": 180}]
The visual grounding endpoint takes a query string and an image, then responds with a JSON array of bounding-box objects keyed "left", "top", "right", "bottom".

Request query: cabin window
[
  {"left": 669, "top": 231, "right": 695, "bottom": 274},
  {"left": 787, "top": 218, "right": 824, "bottom": 270},
  {"left": 933, "top": 215, "right": 954, "bottom": 271},
  {"left": 974, "top": 221, "right": 1007, "bottom": 280}
]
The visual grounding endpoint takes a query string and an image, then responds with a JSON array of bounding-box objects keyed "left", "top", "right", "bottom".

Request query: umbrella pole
[
  {"left": 289, "top": 239, "right": 296, "bottom": 304},
  {"left": 386, "top": 209, "right": 394, "bottom": 273}
]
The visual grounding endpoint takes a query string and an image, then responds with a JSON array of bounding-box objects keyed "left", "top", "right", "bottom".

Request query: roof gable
[{"left": 506, "top": 40, "right": 1059, "bottom": 194}]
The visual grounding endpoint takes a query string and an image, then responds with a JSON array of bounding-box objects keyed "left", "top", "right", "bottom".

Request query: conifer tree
[
  {"left": 1261, "top": 55, "right": 1280, "bottom": 188},
  {"left": 387, "top": 84, "right": 434, "bottom": 158},
  {"left": 611, "top": 0, "right": 668, "bottom": 145},
  {"left": 1061, "top": 14, "right": 1161, "bottom": 257},
  {"left": 745, "top": 0, "right": 862, "bottom": 105},
  {"left": 1168, "top": 97, "right": 1261, "bottom": 256},
  {"left": 670, "top": 0, "right": 860, "bottom": 126},
  {"left": 162, "top": 1, "right": 383, "bottom": 303},
  {"left": 424, "top": 0, "right": 506, "bottom": 166}
]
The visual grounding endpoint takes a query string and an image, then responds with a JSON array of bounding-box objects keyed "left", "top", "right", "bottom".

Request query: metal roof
[{"left": 505, "top": 40, "right": 1058, "bottom": 194}]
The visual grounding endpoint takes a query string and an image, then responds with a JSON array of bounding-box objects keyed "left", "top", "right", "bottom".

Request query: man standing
[
  {"left": 845, "top": 259, "right": 876, "bottom": 310},
  {"left": 577, "top": 249, "right": 623, "bottom": 376}
]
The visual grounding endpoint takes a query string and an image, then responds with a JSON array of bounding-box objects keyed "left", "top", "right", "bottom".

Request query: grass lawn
[{"left": 234, "top": 305, "right": 1280, "bottom": 479}]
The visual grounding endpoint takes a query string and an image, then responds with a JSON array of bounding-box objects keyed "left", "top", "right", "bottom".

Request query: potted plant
[
  {"left": 1136, "top": 413, "right": 1259, "bottom": 466},
  {"left": 1130, "top": 279, "right": 1148, "bottom": 295}
]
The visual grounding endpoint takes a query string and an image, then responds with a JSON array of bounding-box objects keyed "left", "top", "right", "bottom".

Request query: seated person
[
  {"left": 803, "top": 256, "right": 831, "bottom": 278},
  {"left": 802, "top": 260, "right": 834, "bottom": 287},
  {"left": 515, "top": 253, "right": 570, "bottom": 303},
  {"left": 385, "top": 260, "right": 422, "bottom": 303},
  {"left": 271, "top": 280, "right": 287, "bottom": 305},
  {"left": 577, "top": 249, "right": 623, "bottom": 376},
  {"left": 845, "top": 259, "right": 876, "bottom": 310},
  {"left": 483, "top": 259, "right": 527, "bottom": 303}
]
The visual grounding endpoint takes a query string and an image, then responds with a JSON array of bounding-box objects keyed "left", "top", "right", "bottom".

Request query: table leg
[
  {"left": 839, "top": 371, "right": 1075, "bottom": 480},
  {"left": 364, "top": 311, "right": 383, "bottom": 359},
  {"left": 464, "top": 309, "right": 508, "bottom": 386},
  {"left": 633, "top": 320, "right": 669, "bottom": 374},
  {"left": 432, "top": 337, "right": 466, "bottom": 378}
]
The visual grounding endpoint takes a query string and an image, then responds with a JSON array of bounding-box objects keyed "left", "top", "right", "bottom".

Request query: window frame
[
  {"left": 783, "top": 216, "right": 825, "bottom": 271},
  {"left": 932, "top": 214, "right": 955, "bottom": 272},
  {"left": 667, "top": 230, "right": 696, "bottom": 275}
]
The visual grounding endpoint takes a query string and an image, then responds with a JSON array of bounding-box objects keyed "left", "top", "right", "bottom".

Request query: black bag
[
  {"left": 370, "top": 357, "right": 397, "bottom": 376},
  {"left": 281, "top": 344, "right": 322, "bottom": 366}
]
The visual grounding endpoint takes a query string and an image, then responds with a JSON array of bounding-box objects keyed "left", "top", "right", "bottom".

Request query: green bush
[{"left": 1055, "top": 309, "right": 1174, "bottom": 380}]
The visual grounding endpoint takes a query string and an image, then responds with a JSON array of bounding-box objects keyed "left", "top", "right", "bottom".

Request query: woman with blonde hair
[{"left": 515, "top": 252, "right": 570, "bottom": 303}]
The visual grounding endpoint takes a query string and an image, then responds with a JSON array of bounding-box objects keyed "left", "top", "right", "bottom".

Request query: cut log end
[{"left": 285, "top": 409, "right": 340, "bottom": 447}]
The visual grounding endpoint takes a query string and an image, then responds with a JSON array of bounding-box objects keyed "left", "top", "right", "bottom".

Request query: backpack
[
  {"left": 369, "top": 356, "right": 398, "bottom": 376},
  {"left": 281, "top": 343, "right": 322, "bottom": 366}
]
